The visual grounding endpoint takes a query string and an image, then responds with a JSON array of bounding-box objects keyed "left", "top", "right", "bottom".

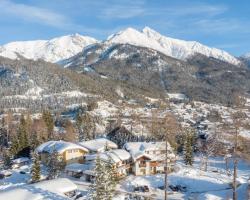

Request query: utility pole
[
  {"left": 233, "top": 124, "right": 239, "bottom": 200},
  {"left": 232, "top": 93, "right": 245, "bottom": 200},
  {"left": 165, "top": 132, "right": 168, "bottom": 200}
]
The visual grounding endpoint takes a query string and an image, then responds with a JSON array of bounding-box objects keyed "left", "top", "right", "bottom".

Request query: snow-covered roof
[
  {"left": 124, "top": 142, "right": 173, "bottom": 161},
  {"left": 82, "top": 169, "right": 95, "bottom": 176},
  {"left": 34, "top": 178, "right": 77, "bottom": 194},
  {"left": 125, "top": 141, "right": 166, "bottom": 152},
  {"left": 111, "top": 149, "right": 131, "bottom": 161},
  {"left": 12, "top": 157, "right": 30, "bottom": 164},
  {"left": 79, "top": 138, "right": 118, "bottom": 152},
  {"left": 0, "top": 178, "right": 76, "bottom": 200},
  {"left": 85, "top": 152, "right": 119, "bottom": 163},
  {"left": 65, "top": 163, "right": 91, "bottom": 173},
  {"left": 36, "top": 140, "right": 89, "bottom": 154},
  {"left": 85, "top": 149, "right": 131, "bottom": 164},
  {"left": 0, "top": 188, "right": 45, "bottom": 200}
]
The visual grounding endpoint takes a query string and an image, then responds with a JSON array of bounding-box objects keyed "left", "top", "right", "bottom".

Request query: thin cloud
[
  {"left": 193, "top": 18, "right": 250, "bottom": 34},
  {"left": 162, "top": 4, "right": 228, "bottom": 17},
  {"left": 100, "top": 2, "right": 227, "bottom": 19},
  {"left": 102, "top": 5, "right": 145, "bottom": 19},
  {"left": 100, "top": 0, "right": 146, "bottom": 19},
  {"left": 0, "top": 0, "right": 69, "bottom": 28}
]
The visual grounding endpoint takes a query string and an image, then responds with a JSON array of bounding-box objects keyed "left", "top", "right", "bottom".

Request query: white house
[
  {"left": 124, "top": 142, "right": 175, "bottom": 176},
  {"left": 79, "top": 138, "right": 118, "bottom": 153}
]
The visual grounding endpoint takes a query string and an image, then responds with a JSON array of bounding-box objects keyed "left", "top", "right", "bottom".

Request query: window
[{"left": 68, "top": 149, "right": 79, "bottom": 153}]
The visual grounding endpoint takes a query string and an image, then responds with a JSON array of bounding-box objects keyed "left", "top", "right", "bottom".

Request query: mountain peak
[
  {"left": 0, "top": 27, "right": 241, "bottom": 66},
  {"left": 107, "top": 27, "right": 141, "bottom": 40},
  {"left": 0, "top": 34, "right": 98, "bottom": 63},
  {"left": 142, "top": 26, "right": 160, "bottom": 36},
  {"left": 106, "top": 27, "right": 240, "bottom": 65}
]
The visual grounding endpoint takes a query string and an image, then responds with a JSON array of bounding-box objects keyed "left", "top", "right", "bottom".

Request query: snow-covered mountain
[
  {"left": 106, "top": 27, "right": 240, "bottom": 65},
  {"left": 242, "top": 52, "right": 250, "bottom": 60},
  {"left": 0, "top": 34, "right": 98, "bottom": 63},
  {"left": 0, "top": 27, "right": 240, "bottom": 65}
]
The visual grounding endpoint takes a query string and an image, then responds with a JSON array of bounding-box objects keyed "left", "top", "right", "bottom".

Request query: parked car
[
  {"left": 143, "top": 185, "right": 149, "bottom": 192},
  {"left": 169, "top": 184, "right": 187, "bottom": 192},
  {"left": 133, "top": 185, "right": 150, "bottom": 193}
]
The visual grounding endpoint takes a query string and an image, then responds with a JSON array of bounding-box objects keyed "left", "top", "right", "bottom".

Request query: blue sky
[{"left": 0, "top": 0, "right": 249, "bottom": 56}]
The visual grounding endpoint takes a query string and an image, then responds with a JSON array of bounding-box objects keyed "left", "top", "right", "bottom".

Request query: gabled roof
[
  {"left": 111, "top": 149, "right": 131, "bottom": 161},
  {"left": 124, "top": 141, "right": 174, "bottom": 161},
  {"left": 79, "top": 138, "right": 118, "bottom": 152},
  {"left": 36, "top": 140, "right": 89, "bottom": 154}
]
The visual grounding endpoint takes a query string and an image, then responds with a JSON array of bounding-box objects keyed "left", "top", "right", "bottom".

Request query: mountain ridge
[
  {"left": 105, "top": 27, "right": 240, "bottom": 66},
  {"left": 0, "top": 27, "right": 241, "bottom": 66},
  {"left": 0, "top": 34, "right": 98, "bottom": 63}
]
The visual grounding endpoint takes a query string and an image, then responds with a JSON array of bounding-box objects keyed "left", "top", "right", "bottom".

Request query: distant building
[
  {"left": 79, "top": 138, "right": 118, "bottom": 154},
  {"left": 124, "top": 142, "right": 175, "bottom": 176},
  {"left": 36, "top": 140, "right": 89, "bottom": 165}
]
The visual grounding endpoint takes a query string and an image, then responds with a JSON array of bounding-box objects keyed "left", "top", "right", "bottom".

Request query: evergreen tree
[
  {"left": 3, "top": 149, "right": 12, "bottom": 169},
  {"left": 183, "top": 129, "right": 194, "bottom": 166},
  {"left": 31, "top": 152, "right": 41, "bottom": 183},
  {"left": 87, "top": 156, "right": 117, "bottom": 200},
  {"left": 76, "top": 111, "right": 84, "bottom": 142},
  {"left": 105, "top": 157, "right": 117, "bottom": 200},
  {"left": 18, "top": 115, "right": 29, "bottom": 149},
  {"left": 10, "top": 135, "right": 19, "bottom": 157},
  {"left": 76, "top": 112, "right": 96, "bottom": 142},
  {"left": 87, "top": 156, "right": 106, "bottom": 200},
  {"left": 30, "top": 131, "right": 39, "bottom": 151},
  {"left": 46, "top": 147, "right": 65, "bottom": 180},
  {"left": 9, "top": 115, "right": 30, "bottom": 158},
  {"left": 42, "top": 110, "right": 54, "bottom": 140}
]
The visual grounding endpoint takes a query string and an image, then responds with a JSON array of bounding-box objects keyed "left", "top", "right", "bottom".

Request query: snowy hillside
[
  {"left": 0, "top": 34, "right": 98, "bottom": 63},
  {"left": 106, "top": 27, "right": 240, "bottom": 65}
]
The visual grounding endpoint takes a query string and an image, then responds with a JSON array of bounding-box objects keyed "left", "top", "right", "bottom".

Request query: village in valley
[
  {"left": 1, "top": 1, "right": 250, "bottom": 199},
  {"left": 0, "top": 95, "right": 250, "bottom": 200}
]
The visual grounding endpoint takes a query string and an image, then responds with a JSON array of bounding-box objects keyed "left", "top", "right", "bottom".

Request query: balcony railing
[{"left": 139, "top": 163, "right": 146, "bottom": 168}]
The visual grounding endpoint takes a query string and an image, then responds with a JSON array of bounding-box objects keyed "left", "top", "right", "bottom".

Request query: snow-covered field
[
  {"left": 116, "top": 157, "right": 250, "bottom": 200},
  {"left": 1, "top": 156, "right": 249, "bottom": 200}
]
